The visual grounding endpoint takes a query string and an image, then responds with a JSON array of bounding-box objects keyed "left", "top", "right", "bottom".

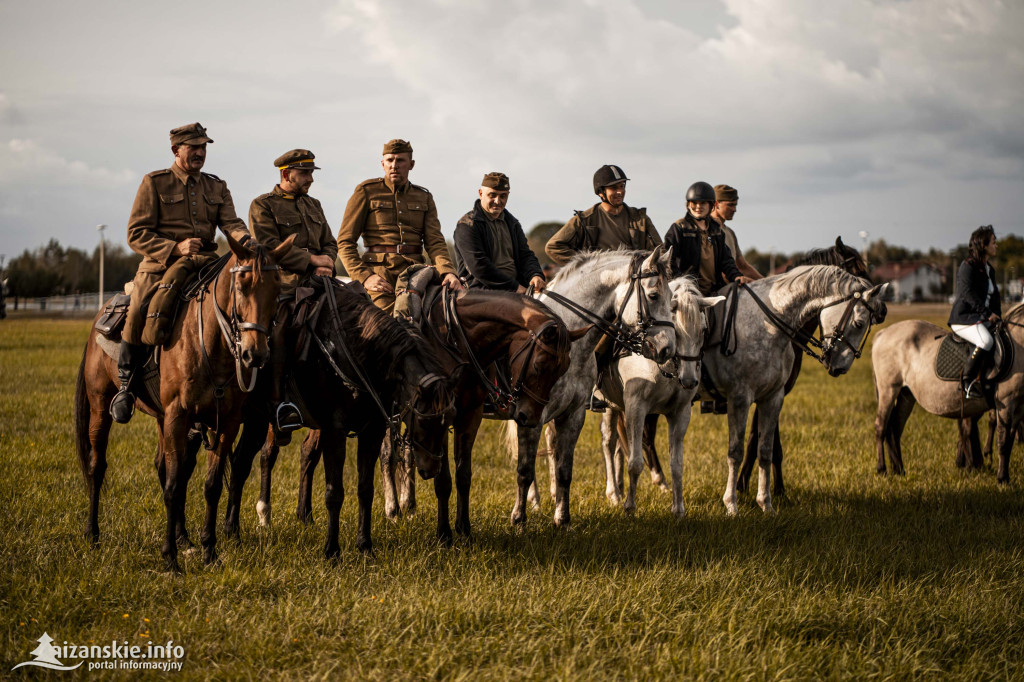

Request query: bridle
[
  {"left": 541, "top": 252, "right": 674, "bottom": 360},
  {"left": 441, "top": 286, "right": 567, "bottom": 412}
]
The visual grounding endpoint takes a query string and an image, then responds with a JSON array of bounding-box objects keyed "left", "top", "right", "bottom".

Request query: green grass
[{"left": 2, "top": 311, "right": 1023, "bottom": 680}]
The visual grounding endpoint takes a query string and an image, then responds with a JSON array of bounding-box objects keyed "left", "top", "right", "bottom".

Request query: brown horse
[
  {"left": 225, "top": 277, "right": 454, "bottom": 556},
  {"left": 74, "top": 235, "right": 289, "bottom": 572}
]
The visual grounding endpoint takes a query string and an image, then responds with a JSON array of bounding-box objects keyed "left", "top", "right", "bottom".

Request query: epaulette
[
  {"left": 357, "top": 177, "right": 384, "bottom": 188},
  {"left": 253, "top": 192, "right": 273, "bottom": 202},
  {"left": 411, "top": 183, "right": 431, "bottom": 194},
  {"left": 201, "top": 171, "right": 222, "bottom": 182},
  {"left": 147, "top": 169, "right": 172, "bottom": 177}
]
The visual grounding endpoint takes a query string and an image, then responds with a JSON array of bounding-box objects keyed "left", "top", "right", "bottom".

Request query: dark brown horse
[
  {"left": 74, "top": 236, "right": 289, "bottom": 572},
  {"left": 225, "top": 277, "right": 453, "bottom": 556},
  {"left": 628, "top": 237, "right": 870, "bottom": 497}
]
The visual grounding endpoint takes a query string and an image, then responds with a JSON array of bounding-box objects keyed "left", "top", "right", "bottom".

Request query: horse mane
[
  {"left": 670, "top": 277, "right": 704, "bottom": 349},
  {"left": 548, "top": 247, "right": 651, "bottom": 287},
  {"left": 1004, "top": 300, "right": 1024, "bottom": 324},
  {"left": 769, "top": 264, "right": 866, "bottom": 303},
  {"left": 790, "top": 242, "right": 868, "bottom": 278}
]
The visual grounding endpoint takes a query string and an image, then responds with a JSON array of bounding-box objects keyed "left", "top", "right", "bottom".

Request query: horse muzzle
[{"left": 240, "top": 346, "right": 269, "bottom": 369}]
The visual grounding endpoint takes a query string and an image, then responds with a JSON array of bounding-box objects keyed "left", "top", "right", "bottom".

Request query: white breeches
[{"left": 951, "top": 323, "right": 994, "bottom": 351}]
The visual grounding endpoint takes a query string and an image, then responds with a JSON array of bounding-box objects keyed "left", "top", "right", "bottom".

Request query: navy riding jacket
[{"left": 948, "top": 259, "right": 1001, "bottom": 326}]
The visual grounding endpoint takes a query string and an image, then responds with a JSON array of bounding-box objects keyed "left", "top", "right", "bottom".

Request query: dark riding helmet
[
  {"left": 685, "top": 181, "right": 716, "bottom": 204},
  {"left": 593, "top": 164, "right": 630, "bottom": 195}
]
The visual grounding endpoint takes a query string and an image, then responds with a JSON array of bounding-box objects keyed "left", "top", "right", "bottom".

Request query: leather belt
[{"left": 365, "top": 244, "right": 422, "bottom": 254}]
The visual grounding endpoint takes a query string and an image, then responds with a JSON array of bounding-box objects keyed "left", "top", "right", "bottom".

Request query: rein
[{"left": 541, "top": 253, "right": 673, "bottom": 359}]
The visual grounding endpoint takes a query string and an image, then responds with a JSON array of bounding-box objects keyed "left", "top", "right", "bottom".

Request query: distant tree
[{"left": 527, "top": 221, "right": 561, "bottom": 266}]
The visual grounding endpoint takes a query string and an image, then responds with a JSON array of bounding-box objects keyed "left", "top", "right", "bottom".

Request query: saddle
[
  {"left": 394, "top": 264, "right": 441, "bottom": 323},
  {"left": 702, "top": 282, "right": 739, "bottom": 354},
  {"left": 288, "top": 277, "right": 369, "bottom": 364},
  {"left": 142, "top": 253, "right": 219, "bottom": 346},
  {"left": 934, "top": 327, "right": 1013, "bottom": 383},
  {"left": 94, "top": 334, "right": 162, "bottom": 407}
]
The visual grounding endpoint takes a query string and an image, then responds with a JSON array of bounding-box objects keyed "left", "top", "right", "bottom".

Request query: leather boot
[
  {"left": 961, "top": 346, "right": 989, "bottom": 400},
  {"left": 269, "top": 315, "right": 302, "bottom": 445},
  {"left": 109, "top": 341, "right": 143, "bottom": 423}
]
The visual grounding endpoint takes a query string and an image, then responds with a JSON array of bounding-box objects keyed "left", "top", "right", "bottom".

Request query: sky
[{"left": 1, "top": 0, "right": 1022, "bottom": 263}]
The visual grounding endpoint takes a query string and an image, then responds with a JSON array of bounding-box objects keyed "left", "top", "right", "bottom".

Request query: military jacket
[
  {"left": 545, "top": 203, "right": 661, "bottom": 265},
  {"left": 126, "top": 163, "right": 249, "bottom": 273},
  {"left": 249, "top": 185, "right": 337, "bottom": 290},
  {"left": 337, "top": 178, "right": 455, "bottom": 284}
]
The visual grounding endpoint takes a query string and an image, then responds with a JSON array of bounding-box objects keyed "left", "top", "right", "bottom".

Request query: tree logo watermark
[{"left": 11, "top": 632, "right": 185, "bottom": 673}]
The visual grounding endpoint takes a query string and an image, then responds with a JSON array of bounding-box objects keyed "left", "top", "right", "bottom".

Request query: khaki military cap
[
  {"left": 714, "top": 184, "right": 739, "bottom": 202},
  {"left": 382, "top": 139, "right": 413, "bottom": 155},
  {"left": 169, "top": 122, "right": 213, "bottom": 146},
  {"left": 275, "top": 149, "right": 321, "bottom": 170},
  {"left": 481, "top": 172, "right": 510, "bottom": 191}
]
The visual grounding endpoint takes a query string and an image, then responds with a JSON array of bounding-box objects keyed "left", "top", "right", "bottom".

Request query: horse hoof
[
  {"left": 672, "top": 507, "right": 686, "bottom": 520},
  {"left": 324, "top": 544, "right": 341, "bottom": 560},
  {"left": 256, "top": 501, "right": 271, "bottom": 528},
  {"left": 622, "top": 503, "right": 636, "bottom": 517},
  {"left": 553, "top": 511, "right": 571, "bottom": 528},
  {"left": 438, "top": 531, "right": 453, "bottom": 547},
  {"left": 178, "top": 534, "right": 196, "bottom": 549},
  {"left": 163, "top": 556, "right": 182, "bottom": 574},
  {"left": 656, "top": 482, "right": 670, "bottom": 495},
  {"left": 203, "top": 548, "right": 219, "bottom": 566},
  {"left": 83, "top": 528, "right": 100, "bottom": 546},
  {"left": 356, "top": 542, "right": 374, "bottom": 557},
  {"left": 296, "top": 508, "right": 314, "bottom": 525},
  {"left": 606, "top": 492, "right": 621, "bottom": 506}
]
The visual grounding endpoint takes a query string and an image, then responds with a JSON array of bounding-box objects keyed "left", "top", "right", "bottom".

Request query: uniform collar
[
  {"left": 273, "top": 184, "right": 298, "bottom": 201},
  {"left": 384, "top": 178, "right": 409, "bottom": 194},
  {"left": 170, "top": 162, "right": 200, "bottom": 186}
]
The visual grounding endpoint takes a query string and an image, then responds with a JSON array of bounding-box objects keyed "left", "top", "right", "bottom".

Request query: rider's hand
[
  {"left": 442, "top": 273, "right": 464, "bottom": 291},
  {"left": 314, "top": 267, "right": 334, "bottom": 277},
  {"left": 735, "top": 276, "right": 753, "bottom": 285},
  {"left": 175, "top": 238, "right": 203, "bottom": 256},
  {"left": 364, "top": 274, "right": 394, "bottom": 293},
  {"left": 309, "top": 254, "right": 335, "bottom": 270},
  {"left": 989, "top": 313, "right": 1000, "bottom": 323},
  {"left": 529, "top": 275, "right": 547, "bottom": 292}
]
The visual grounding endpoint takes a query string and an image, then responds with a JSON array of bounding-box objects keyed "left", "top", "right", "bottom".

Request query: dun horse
[{"left": 74, "top": 236, "right": 289, "bottom": 571}]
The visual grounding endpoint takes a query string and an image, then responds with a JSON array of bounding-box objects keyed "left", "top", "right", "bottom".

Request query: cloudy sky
[{"left": 1, "top": 0, "right": 1022, "bottom": 262}]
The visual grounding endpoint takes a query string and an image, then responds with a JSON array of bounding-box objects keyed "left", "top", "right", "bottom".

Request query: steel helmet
[
  {"left": 593, "top": 164, "right": 630, "bottom": 195},
  {"left": 685, "top": 181, "right": 716, "bottom": 204}
]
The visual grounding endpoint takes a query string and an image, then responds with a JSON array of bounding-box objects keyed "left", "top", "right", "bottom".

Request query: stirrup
[
  {"left": 588, "top": 389, "right": 608, "bottom": 413},
  {"left": 275, "top": 402, "right": 303, "bottom": 432},
  {"left": 963, "top": 380, "right": 984, "bottom": 400},
  {"left": 109, "top": 386, "right": 136, "bottom": 424}
]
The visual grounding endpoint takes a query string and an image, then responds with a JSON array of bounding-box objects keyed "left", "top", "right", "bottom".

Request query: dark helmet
[
  {"left": 685, "top": 181, "right": 716, "bottom": 204},
  {"left": 593, "top": 164, "right": 630, "bottom": 195}
]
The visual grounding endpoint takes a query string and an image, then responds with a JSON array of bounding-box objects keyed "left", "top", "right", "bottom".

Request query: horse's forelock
[{"left": 672, "top": 278, "right": 704, "bottom": 348}]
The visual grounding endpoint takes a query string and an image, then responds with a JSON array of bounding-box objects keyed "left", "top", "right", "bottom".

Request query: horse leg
[
  {"left": 355, "top": 426, "right": 384, "bottom": 554},
  {"left": 379, "top": 431, "right": 401, "bottom": 521},
  {"left": 454, "top": 408, "right": 483, "bottom": 539},
  {"left": 668, "top": 403, "right": 692, "bottom": 519},
  {"left": 527, "top": 423, "right": 555, "bottom": 509},
  {"left": 551, "top": 409, "right": 587, "bottom": 527},
  {"left": 641, "top": 414, "right": 668, "bottom": 492},
  {"left": 753, "top": 394, "right": 784, "bottom": 514},
  {"left": 601, "top": 410, "right": 622, "bottom": 506},
  {"left": 771, "top": 425, "right": 785, "bottom": 498},
  {"left": 82, "top": 406, "right": 112, "bottom": 544},
  {"left": 737, "top": 407, "right": 758, "bottom": 494},
  {"left": 175, "top": 430, "right": 201, "bottom": 549},
  {"left": 722, "top": 395, "right": 751, "bottom": 516},
  {"left": 613, "top": 415, "right": 626, "bottom": 498},
  {"left": 983, "top": 409, "right": 996, "bottom": 463},
  {"left": 257, "top": 430, "right": 280, "bottom": 528},
  {"left": 296, "top": 429, "right": 322, "bottom": 524},
  {"left": 886, "top": 388, "right": 915, "bottom": 476},
  {"left": 320, "top": 428, "right": 345, "bottom": 559},
  {"left": 511, "top": 423, "right": 543, "bottom": 527},
  {"left": 874, "top": 381, "right": 901, "bottom": 475},
  {"left": 434, "top": 452, "right": 454, "bottom": 546},
  {"left": 397, "top": 436, "right": 417, "bottom": 514},
  {"left": 969, "top": 416, "right": 984, "bottom": 469},
  {"left": 200, "top": 422, "right": 238, "bottom": 566},
  {"left": 224, "top": 418, "right": 266, "bottom": 538},
  {"left": 622, "top": 406, "right": 647, "bottom": 516},
  {"left": 996, "top": 407, "right": 1014, "bottom": 484},
  {"left": 159, "top": 414, "right": 190, "bottom": 573}
]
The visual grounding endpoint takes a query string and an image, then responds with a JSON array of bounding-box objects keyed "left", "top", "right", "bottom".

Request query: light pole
[
  {"left": 769, "top": 247, "right": 776, "bottom": 275},
  {"left": 859, "top": 230, "right": 869, "bottom": 265},
  {"left": 97, "top": 224, "right": 106, "bottom": 310}
]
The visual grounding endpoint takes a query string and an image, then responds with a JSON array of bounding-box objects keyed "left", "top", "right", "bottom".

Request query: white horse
[
  {"left": 598, "top": 277, "right": 723, "bottom": 518},
  {"left": 704, "top": 265, "right": 888, "bottom": 515},
  {"left": 506, "top": 247, "right": 678, "bottom": 528}
]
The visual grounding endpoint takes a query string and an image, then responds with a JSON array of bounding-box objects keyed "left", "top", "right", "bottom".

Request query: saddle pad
[
  {"left": 94, "top": 335, "right": 162, "bottom": 405},
  {"left": 702, "top": 282, "right": 737, "bottom": 351},
  {"left": 934, "top": 334, "right": 973, "bottom": 381}
]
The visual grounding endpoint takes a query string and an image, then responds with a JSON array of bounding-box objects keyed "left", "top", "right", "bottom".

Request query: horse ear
[
  {"left": 227, "top": 232, "right": 253, "bottom": 260},
  {"left": 270, "top": 234, "right": 297, "bottom": 264},
  {"left": 659, "top": 245, "right": 674, "bottom": 271},
  {"left": 699, "top": 295, "right": 726, "bottom": 308},
  {"left": 567, "top": 324, "right": 593, "bottom": 342},
  {"left": 835, "top": 235, "right": 845, "bottom": 248},
  {"left": 642, "top": 243, "right": 663, "bottom": 271},
  {"left": 866, "top": 282, "right": 889, "bottom": 322}
]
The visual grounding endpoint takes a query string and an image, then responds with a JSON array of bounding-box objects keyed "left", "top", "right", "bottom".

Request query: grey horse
[
  {"left": 705, "top": 265, "right": 888, "bottom": 515},
  {"left": 506, "top": 247, "right": 678, "bottom": 528},
  {"left": 871, "top": 307, "right": 1024, "bottom": 483}
]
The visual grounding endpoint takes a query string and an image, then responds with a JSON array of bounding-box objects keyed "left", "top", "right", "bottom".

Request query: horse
[
  {"left": 379, "top": 286, "right": 584, "bottom": 544},
  {"left": 631, "top": 237, "right": 871, "bottom": 498},
  {"left": 700, "top": 265, "right": 887, "bottom": 514},
  {"left": 74, "top": 235, "right": 289, "bottom": 572},
  {"left": 505, "top": 246, "right": 678, "bottom": 528},
  {"left": 224, "top": 277, "right": 454, "bottom": 556},
  {"left": 597, "top": 276, "right": 722, "bottom": 517},
  {"left": 871, "top": 306, "right": 1024, "bottom": 483}
]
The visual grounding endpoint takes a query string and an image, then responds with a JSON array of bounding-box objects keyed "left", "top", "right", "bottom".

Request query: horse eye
[
  {"left": 647, "top": 292, "right": 659, "bottom": 301},
  {"left": 853, "top": 320, "right": 865, "bottom": 330}
]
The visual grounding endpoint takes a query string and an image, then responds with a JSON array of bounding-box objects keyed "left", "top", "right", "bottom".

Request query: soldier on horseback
[
  {"left": 110, "top": 122, "right": 252, "bottom": 423},
  {"left": 949, "top": 225, "right": 1002, "bottom": 399}
]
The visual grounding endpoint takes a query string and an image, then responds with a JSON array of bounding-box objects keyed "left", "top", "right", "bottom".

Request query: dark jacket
[
  {"left": 663, "top": 214, "right": 742, "bottom": 293},
  {"left": 453, "top": 201, "right": 544, "bottom": 291},
  {"left": 949, "top": 259, "right": 1001, "bottom": 326}
]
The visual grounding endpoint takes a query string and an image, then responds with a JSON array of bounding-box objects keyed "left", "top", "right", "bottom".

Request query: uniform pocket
[{"left": 370, "top": 199, "right": 395, "bottom": 225}]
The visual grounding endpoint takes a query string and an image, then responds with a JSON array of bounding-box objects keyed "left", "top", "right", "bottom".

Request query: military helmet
[
  {"left": 686, "top": 181, "right": 716, "bottom": 204},
  {"left": 593, "top": 164, "right": 629, "bottom": 195}
]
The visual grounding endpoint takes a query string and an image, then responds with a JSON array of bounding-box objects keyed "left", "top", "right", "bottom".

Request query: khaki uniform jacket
[
  {"left": 545, "top": 203, "right": 661, "bottom": 265},
  {"left": 122, "top": 164, "right": 249, "bottom": 343},
  {"left": 337, "top": 178, "right": 455, "bottom": 312},
  {"left": 249, "top": 185, "right": 337, "bottom": 293}
]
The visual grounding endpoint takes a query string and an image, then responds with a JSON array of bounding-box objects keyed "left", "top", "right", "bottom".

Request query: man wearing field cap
[
  {"left": 545, "top": 164, "right": 661, "bottom": 265},
  {"left": 110, "top": 122, "right": 251, "bottom": 424},
  {"left": 248, "top": 149, "right": 338, "bottom": 437},
  {"left": 712, "top": 184, "right": 762, "bottom": 280},
  {"left": 337, "top": 139, "right": 461, "bottom": 314},
  {"left": 453, "top": 172, "right": 546, "bottom": 292}
]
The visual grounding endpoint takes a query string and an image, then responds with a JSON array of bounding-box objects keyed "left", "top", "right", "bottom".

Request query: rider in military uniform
[
  {"left": 248, "top": 149, "right": 337, "bottom": 435},
  {"left": 336, "top": 139, "right": 462, "bottom": 313},
  {"left": 711, "top": 184, "right": 762, "bottom": 280},
  {"left": 545, "top": 164, "right": 662, "bottom": 265},
  {"left": 110, "top": 122, "right": 251, "bottom": 423}
]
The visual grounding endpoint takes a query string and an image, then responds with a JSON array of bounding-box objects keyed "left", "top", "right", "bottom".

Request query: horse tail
[
  {"left": 503, "top": 420, "right": 519, "bottom": 462},
  {"left": 73, "top": 344, "right": 92, "bottom": 486}
]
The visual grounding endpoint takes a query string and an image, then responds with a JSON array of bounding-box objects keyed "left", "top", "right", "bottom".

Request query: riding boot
[
  {"left": 109, "top": 341, "right": 144, "bottom": 423},
  {"left": 589, "top": 334, "right": 614, "bottom": 412},
  {"left": 270, "top": 312, "right": 302, "bottom": 445},
  {"left": 961, "top": 346, "right": 990, "bottom": 400}
]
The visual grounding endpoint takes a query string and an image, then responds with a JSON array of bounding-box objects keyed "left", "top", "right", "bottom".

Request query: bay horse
[
  {"left": 380, "top": 286, "right": 585, "bottom": 543},
  {"left": 224, "top": 277, "right": 453, "bottom": 556},
  {"left": 506, "top": 246, "right": 677, "bottom": 528},
  {"left": 705, "top": 265, "right": 887, "bottom": 514},
  {"left": 871, "top": 306, "right": 1024, "bottom": 483},
  {"left": 74, "top": 235, "right": 289, "bottom": 572},
  {"left": 598, "top": 277, "right": 722, "bottom": 517}
]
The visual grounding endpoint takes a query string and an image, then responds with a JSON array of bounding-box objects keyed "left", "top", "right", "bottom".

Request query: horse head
[
  {"left": 393, "top": 332, "right": 455, "bottom": 480},
  {"left": 819, "top": 278, "right": 889, "bottom": 376},
  {"left": 613, "top": 245, "right": 676, "bottom": 365},
  {"left": 223, "top": 234, "right": 291, "bottom": 370},
  {"left": 668, "top": 276, "right": 723, "bottom": 390}
]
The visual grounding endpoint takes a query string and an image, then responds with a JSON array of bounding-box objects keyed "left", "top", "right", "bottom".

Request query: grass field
[{"left": 2, "top": 308, "right": 1023, "bottom": 680}]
